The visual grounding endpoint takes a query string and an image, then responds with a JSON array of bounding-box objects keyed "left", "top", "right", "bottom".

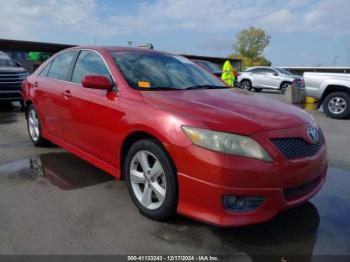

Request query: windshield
[
  {"left": 110, "top": 51, "right": 227, "bottom": 90},
  {"left": 275, "top": 68, "right": 292, "bottom": 75},
  {"left": 194, "top": 60, "right": 221, "bottom": 73},
  {"left": 0, "top": 53, "right": 15, "bottom": 67}
]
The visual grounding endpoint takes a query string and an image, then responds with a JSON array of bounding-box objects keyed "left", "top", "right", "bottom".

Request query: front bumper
[
  {"left": 165, "top": 126, "right": 327, "bottom": 227},
  {"left": 0, "top": 90, "right": 22, "bottom": 101}
]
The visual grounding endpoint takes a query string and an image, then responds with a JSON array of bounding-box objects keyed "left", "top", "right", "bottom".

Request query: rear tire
[
  {"left": 124, "top": 138, "right": 178, "bottom": 221},
  {"left": 26, "top": 104, "right": 50, "bottom": 146},
  {"left": 241, "top": 80, "right": 252, "bottom": 91},
  {"left": 280, "top": 81, "right": 291, "bottom": 94},
  {"left": 253, "top": 88, "right": 262, "bottom": 92},
  {"left": 323, "top": 92, "right": 350, "bottom": 119}
]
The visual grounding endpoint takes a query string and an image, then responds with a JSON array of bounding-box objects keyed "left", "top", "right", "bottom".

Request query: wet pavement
[{"left": 0, "top": 102, "right": 350, "bottom": 260}]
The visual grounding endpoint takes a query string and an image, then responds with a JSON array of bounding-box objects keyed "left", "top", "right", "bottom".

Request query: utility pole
[{"left": 333, "top": 55, "right": 338, "bottom": 66}]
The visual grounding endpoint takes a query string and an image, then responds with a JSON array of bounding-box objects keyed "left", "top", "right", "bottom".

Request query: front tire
[
  {"left": 124, "top": 138, "right": 178, "bottom": 221},
  {"left": 323, "top": 92, "right": 350, "bottom": 119},
  {"left": 26, "top": 105, "right": 50, "bottom": 146}
]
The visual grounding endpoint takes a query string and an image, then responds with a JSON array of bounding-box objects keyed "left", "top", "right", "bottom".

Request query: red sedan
[{"left": 22, "top": 46, "right": 327, "bottom": 226}]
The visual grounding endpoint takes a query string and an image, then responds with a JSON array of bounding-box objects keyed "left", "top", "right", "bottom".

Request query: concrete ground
[{"left": 0, "top": 98, "right": 349, "bottom": 261}]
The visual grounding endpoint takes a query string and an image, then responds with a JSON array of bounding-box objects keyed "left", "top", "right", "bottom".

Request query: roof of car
[{"left": 65, "top": 45, "right": 173, "bottom": 56}]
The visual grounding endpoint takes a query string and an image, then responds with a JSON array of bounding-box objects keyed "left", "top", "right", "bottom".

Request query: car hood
[
  {"left": 142, "top": 88, "right": 312, "bottom": 135},
  {"left": 0, "top": 66, "right": 27, "bottom": 73}
]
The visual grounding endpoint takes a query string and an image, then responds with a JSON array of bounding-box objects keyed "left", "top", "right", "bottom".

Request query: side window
[
  {"left": 252, "top": 68, "right": 263, "bottom": 74},
  {"left": 39, "top": 62, "right": 51, "bottom": 77},
  {"left": 47, "top": 52, "right": 76, "bottom": 81},
  {"left": 71, "top": 51, "right": 111, "bottom": 84},
  {"left": 264, "top": 68, "right": 276, "bottom": 74}
]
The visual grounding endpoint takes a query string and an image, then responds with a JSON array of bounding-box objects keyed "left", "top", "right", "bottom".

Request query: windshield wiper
[
  {"left": 185, "top": 85, "right": 228, "bottom": 90},
  {"left": 141, "top": 87, "right": 179, "bottom": 91}
]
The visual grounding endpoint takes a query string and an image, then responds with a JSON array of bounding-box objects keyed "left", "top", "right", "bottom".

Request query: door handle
[
  {"left": 62, "top": 90, "right": 71, "bottom": 99},
  {"left": 33, "top": 81, "right": 38, "bottom": 88}
]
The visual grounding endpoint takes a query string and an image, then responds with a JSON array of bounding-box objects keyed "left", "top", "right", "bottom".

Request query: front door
[{"left": 61, "top": 50, "right": 123, "bottom": 166}]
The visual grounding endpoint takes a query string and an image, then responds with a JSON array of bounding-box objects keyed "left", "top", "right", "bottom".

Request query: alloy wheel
[
  {"left": 28, "top": 108, "right": 40, "bottom": 142},
  {"left": 328, "top": 97, "right": 346, "bottom": 115},
  {"left": 241, "top": 81, "right": 251, "bottom": 91},
  {"left": 129, "top": 150, "right": 166, "bottom": 210}
]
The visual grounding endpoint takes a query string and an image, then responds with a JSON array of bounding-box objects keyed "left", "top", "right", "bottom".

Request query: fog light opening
[{"left": 223, "top": 195, "right": 265, "bottom": 212}]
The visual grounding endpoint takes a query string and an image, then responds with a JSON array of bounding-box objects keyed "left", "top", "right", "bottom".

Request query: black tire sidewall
[
  {"left": 124, "top": 138, "right": 178, "bottom": 220},
  {"left": 323, "top": 92, "right": 350, "bottom": 119}
]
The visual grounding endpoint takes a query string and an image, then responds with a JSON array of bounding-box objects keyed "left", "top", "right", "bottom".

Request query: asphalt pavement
[{"left": 0, "top": 100, "right": 349, "bottom": 261}]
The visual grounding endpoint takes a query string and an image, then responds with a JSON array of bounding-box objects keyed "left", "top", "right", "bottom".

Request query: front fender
[{"left": 320, "top": 79, "right": 350, "bottom": 95}]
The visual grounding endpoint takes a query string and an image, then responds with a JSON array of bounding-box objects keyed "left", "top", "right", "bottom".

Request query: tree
[{"left": 230, "top": 27, "right": 271, "bottom": 68}]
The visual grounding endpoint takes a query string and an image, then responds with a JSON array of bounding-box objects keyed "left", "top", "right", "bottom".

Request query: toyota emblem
[{"left": 307, "top": 127, "right": 319, "bottom": 142}]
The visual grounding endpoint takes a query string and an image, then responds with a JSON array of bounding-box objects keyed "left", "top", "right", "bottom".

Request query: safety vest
[{"left": 221, "top": 60, "right": 234, "bottom": 86}]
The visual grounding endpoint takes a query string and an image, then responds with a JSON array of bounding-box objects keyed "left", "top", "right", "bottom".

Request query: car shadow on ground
[{"left": 156, "top": 203, "right": 319, "bottom": 261}]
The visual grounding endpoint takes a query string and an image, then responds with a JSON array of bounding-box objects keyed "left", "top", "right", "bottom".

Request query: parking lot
[{"left": 0, "top": 95, "right": 349, "bottom": 260}]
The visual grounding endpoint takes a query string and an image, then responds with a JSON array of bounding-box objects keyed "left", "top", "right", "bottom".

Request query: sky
[{"left": 1, "top": 0, "right": 350, "bottom": 66}]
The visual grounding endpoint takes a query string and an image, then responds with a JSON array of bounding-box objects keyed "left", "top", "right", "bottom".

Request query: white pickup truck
[{"left": 304, "top": 72, "right": 350, "bottom": 119}]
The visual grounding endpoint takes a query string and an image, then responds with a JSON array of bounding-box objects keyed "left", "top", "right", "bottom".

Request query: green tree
[{"left": 230, "top": 27, "right": 271, "bottom": 68}]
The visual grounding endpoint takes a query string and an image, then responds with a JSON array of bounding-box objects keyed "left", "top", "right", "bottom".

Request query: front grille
[
  {"left": 271, "top": 137, "right": 323, "bottom": 160},
  {"left": 284, "top": 177, "right": 320, "bottom": 201},
  {"left": 0, "top": 91, "right": 22, "bottom": 99},
  {"left": 0, "top": 72, "right": 27, "bottom": 90}
]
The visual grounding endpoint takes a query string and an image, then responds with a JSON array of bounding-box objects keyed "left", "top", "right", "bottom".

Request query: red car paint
[{"left": 22, "top": 46, "right": 327, "bottom": 226}]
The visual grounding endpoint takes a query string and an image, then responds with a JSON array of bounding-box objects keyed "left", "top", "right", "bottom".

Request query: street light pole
[{"left": 333, "top": 55, "right": 338, "bottom": 66}]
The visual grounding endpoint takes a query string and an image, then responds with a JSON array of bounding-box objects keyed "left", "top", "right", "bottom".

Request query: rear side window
[
  {"left": 71, "top": 51, "right": 111, "bottom": 84},
  {"left": 47, "top": 52, "right": 76, "bottom": 81},
  {"left": 39, "top": 62, "right": 51, "bottom": 77}
]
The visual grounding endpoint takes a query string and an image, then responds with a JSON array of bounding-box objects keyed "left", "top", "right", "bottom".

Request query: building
[{"left": 0, "top": 38, "right": 242, "bottom": 73}]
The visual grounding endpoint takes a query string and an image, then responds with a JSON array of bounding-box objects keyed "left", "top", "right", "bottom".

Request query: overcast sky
[{"left": 1, "top": 0, "right": 349, "bottom": 66}]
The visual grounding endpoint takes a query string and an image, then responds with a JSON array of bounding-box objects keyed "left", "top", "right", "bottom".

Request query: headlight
[{"left": 182, "top": 126, "right": 273, "bottom": 162}]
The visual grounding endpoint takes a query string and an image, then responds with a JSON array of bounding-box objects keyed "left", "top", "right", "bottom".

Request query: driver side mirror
[
  {"left": 82, "top": 75, "right": 113, "bottom": 90},
  {"left": 273, "top": 72, "right": 279, "bottom": 76}
]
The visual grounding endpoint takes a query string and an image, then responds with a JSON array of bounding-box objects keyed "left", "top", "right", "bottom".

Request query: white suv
[{"left": 237, "top": 66, "right": 304, "bottom": 93}]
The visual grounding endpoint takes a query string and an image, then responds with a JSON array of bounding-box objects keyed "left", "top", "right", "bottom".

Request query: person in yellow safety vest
[{"left": 221, "top": 60, "right": 234, "bottom": 87}]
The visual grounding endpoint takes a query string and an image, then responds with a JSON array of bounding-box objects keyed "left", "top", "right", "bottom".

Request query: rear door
[
  {"left": 260, "top": 68, "right": 280, "bottom": 89},
  {"left": 35, "top": 51, "right": 77, "bottom": 139},
  {"left": 61, "top": 50, "right": 123, "bottom": 166},
  {"left": 251, "top": 68, "right": 266, "bottom": 87}
]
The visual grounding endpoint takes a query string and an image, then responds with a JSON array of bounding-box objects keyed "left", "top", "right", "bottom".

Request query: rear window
[
  {"left": 47, "top": 52, "right": 76, "bottom": 81},
  {"left": 39, "top": 62, "right": 51, "bottom": 77}
]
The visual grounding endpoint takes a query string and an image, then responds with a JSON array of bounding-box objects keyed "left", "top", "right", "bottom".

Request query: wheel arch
[
  {"left": 280, "top": 80, "right": 292, "bottom": 88},
  {"left": 24, "top": 99, "right": 33, "bottom": 118},
  {"left": 119, "top": 130, "right": 177, "bottom": 180},
  {"left": 320, "top": 85, "right": 350, "bottom": 106}
]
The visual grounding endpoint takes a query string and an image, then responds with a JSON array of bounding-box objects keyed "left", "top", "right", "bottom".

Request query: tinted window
[
  {"left": 111, "top": 51, "right": 226, "bottom": 90},
  {"left": 39, "top": 62, "right": 51, "bottom": 77},
  {"left": 47, "top": 52, "right": 76, "bottom": 81},
  {"left": 275, "top": 68, "right": 292, "bottom": 75},
  {"left": 72, "top": 51, "right": 111, "bottom": 84},
  {"left": 251, "top": 68, "right": 275, "bottom": 74},
  {"left": 263, "top": 68, "right": 276, "bottom": 74},
  {"left": 250, "top": 68, "right": 264, "bottom": 73}
]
